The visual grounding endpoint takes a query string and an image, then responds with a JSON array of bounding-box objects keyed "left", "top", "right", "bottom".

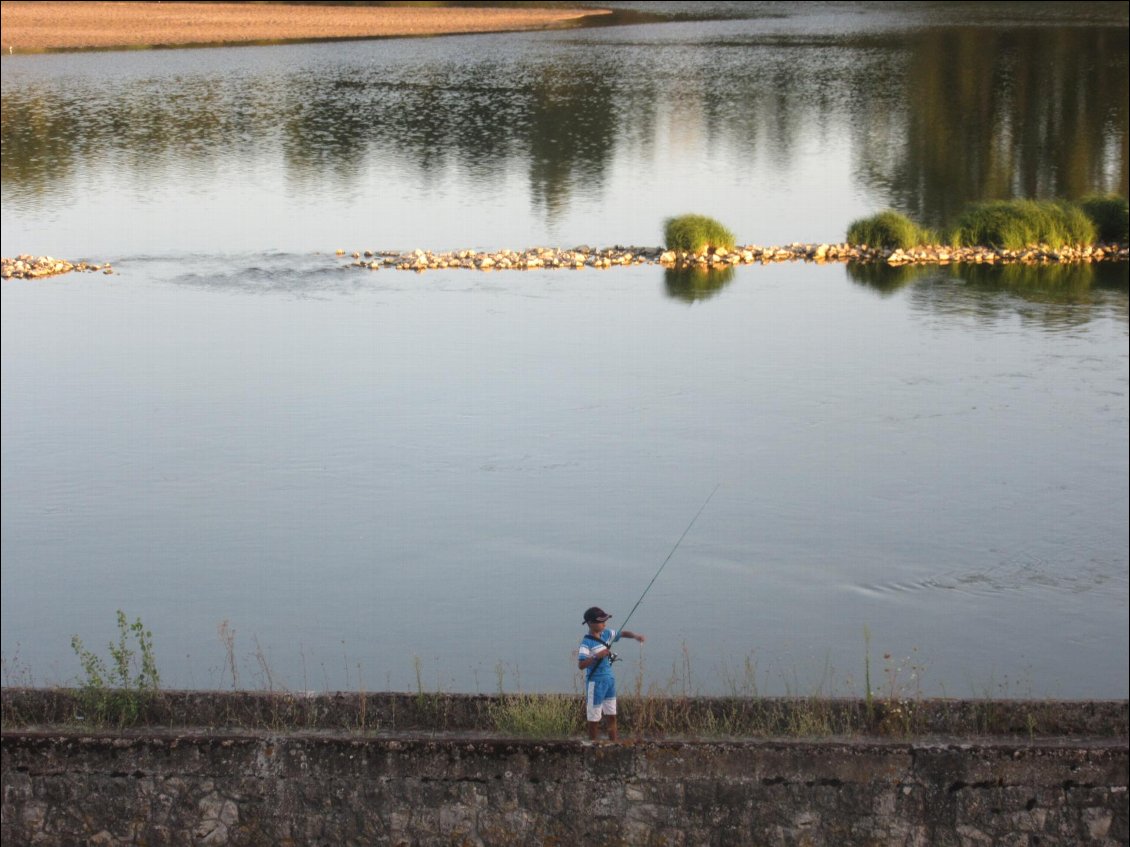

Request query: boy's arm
[
  {"left": 619, "top": 630, "right": 646, "bottom": 643},
  {"left": 578, "top": 635, "right": 614, "bottom": 669},
  {"left": 578, "top": 649, "right": 610, "bottom": 670}
]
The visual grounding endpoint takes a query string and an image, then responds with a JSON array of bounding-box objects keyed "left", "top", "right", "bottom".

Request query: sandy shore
[{"left": 0, "top": 2, "right": 609, "bottom": 52}]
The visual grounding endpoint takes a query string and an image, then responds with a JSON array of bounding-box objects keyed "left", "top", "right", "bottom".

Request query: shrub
[
  {"left": 1078, "top": 194, "right": 1129, "bottom": 244},
  {"left": 948, "top": 199, "right": 1096, "bottom": 250},
  {"left": 71, "top": 610, "right": 160, "bottom": 727},
  {"left": 845, "top": 210, "right": 933, "bottom": 249},
  {"left": 663, "top": 214, "right": 736, "bottom": 254}
]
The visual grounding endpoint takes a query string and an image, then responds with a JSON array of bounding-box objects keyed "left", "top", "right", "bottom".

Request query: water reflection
[
  {"left": 866, "top": 26, "right": 1130, "bottom": 226},
  {"left": 848, "top": 260, "right": 1130, "bottom": 329},
  {"left": 843, "top": 262, "right": 923, "bottom": 296},
  {"left": 959, "top": 262, "right": 1130, "bottom": 304},
  {"left": 2, "top": 8, "right": 1125, "bottom": 253},
  {"left": 664, "top": 265, "right": 736, "bottom": 301}
]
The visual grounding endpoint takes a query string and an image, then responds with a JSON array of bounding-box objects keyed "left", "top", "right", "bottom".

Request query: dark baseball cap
[{"left": 583, "top": 606, "right": 612, "bottom": 624}]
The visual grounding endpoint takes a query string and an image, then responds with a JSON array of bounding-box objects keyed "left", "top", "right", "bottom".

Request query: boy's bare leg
[
  {"left": 607, "top": 715, "right": 619, "bottom": 741},
  {"left": 588, "top": 720, "right": 601, "bottom": 741}
]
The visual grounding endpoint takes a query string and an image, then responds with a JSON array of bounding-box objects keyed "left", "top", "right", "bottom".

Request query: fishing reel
[{"left": 605, "top": 650, "right": 620, "bottom": 664}]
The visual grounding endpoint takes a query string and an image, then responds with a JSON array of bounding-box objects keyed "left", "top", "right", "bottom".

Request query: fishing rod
[{"left": 596, "top": 483, "right": 721, "bottom": 664}]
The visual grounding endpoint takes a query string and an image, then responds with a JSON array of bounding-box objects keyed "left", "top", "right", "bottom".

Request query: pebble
[
  {"left": 5, "top": 242, "right": 1127, "bottom": 282},
  {"left": 337, "top": 243, "right": 1130, "bottom": 273},
  {"left": 1, "top": 254, "right": 112, "bottom": 280}
]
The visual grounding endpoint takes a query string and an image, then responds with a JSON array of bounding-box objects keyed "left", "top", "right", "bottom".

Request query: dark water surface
[{"left": 2, "top": 2, "right": 1127, "bottom": 697}]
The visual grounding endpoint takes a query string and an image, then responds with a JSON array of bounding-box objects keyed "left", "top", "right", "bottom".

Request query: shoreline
[
  {"left": 4, "top": 242, "right": 1128, "bottom": 280},
  {"left": 342, "top": 241, "right": 1130, "bottom": 272},
  {"left": 0, "top": 2, "right": 610, "bottom": 54}
]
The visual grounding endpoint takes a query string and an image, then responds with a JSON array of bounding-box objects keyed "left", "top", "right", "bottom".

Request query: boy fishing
[{"left": 578, "top": 606, "right": 645, "bottom": 741}]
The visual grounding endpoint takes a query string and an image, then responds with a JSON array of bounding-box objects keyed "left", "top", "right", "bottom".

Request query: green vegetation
[
  {"left": 663, "top": 214, "right": 736, "bottom": 254},
  {"left": 4, "top": 625, "right": 1121, "bottom": 740},
  {"left": 618, "top": 692, "right": 859, "bottom": 738},
  {"left": 70, "top": 610, "right": 160, "bottom": 727},
  {"left": 1078, "top": 194, "right": 1129, "bottom": 244},
  {"left": 846, "top": 197, "right": 1127, "bottom": 252},
  {"left": 490, "top": 693, "right": 579, "bottom": 737},
  {"left": 0, "top": 621, "right": 1113, "bottom": 740},
  {"left": 846, "top": 210, "right": 934, "bottom": 249},
  {"left": 3, "top": 685, "right": 1115, "bottom": 741},
  {"left": 948, "top": 199, "right": 1096, "bottom": 250}
]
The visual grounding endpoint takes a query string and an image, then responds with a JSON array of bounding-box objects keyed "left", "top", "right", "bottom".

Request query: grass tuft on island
[
  {"left": 846, "top": 211, "right": 936, "bottom": 250},
  {"left": 949, "top": 199, "right": 1097, "bottom": 250},
  {"left": 6, "top": 196, "right": 1127, "bottom": 282},
  {"left": 846, "top": 197, "right": 1128, "bottom": 252},
  {"left": 1079, "top": 194, "right": 1130, "bottom": 244},
  {"left": 664, "top": 214, "right": 736, "bottom": 254}
]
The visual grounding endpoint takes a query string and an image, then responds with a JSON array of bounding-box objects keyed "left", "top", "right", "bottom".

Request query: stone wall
[{"left": 3, "top": 728, "right": 1127, "bottom": 846}]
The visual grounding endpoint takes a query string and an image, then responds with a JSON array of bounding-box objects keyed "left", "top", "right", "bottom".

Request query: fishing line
[{"left": 618, "top": 483, "right": 721, "bottom": 635}]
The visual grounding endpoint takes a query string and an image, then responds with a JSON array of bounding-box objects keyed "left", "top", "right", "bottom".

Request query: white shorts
[{"left": 586, "top": 678, "right": 617, "bottom": 722}]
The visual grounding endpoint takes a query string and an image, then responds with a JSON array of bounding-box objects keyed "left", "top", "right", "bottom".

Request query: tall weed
[{"left": 70, "top": 610, "right": 160, "bottom": 727}]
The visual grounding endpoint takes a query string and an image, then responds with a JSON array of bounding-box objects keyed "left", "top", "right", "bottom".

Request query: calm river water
[{"left": 2, "top": 2, "right": 1127, "bottom": 698}]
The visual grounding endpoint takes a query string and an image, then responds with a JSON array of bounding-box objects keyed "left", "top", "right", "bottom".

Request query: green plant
[
  {"left": 490, "top": 693, "right": 580, "bottom": 737},
  {"left": 846, "top": 210, "right": 934, "bottom": 249},
  {"left": 1078, "top": 194, "right": 1129, "bottom": 243},
  {"left": 948, "top": 199, "right": 1096, "bottom": 249},
  {"left": 663, "top": 214, "right": 736, "bottom": 254},
  {"left": 70, "top": 610, "right": 160, "bottom": 727}
]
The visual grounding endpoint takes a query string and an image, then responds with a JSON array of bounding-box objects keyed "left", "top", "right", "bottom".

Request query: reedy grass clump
[
  {"left": 948, "top": 199, "right": 1096, "bottom": 250},
  {"left": 663, "top": 214, "right": 736, "bottom": 254},
  {"left": 846, "top": 210, "right": 935, "bottom": 249},
  {"left": 490, "top": 693, "right": 580, "bottom": 737},
  {"left": 1078, "top": 194, "right": 1129, "bottom": 243}
]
